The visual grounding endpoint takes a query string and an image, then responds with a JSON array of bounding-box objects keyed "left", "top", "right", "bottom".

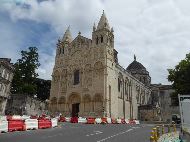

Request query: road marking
[
  {"left": 97, "top": 129, "right": 133, "bottom": 142},
  {"left": 131, "top": 126, "right": 140, "bottom": 129},
  {"left": 42, "top": 133, "right": 63, "bottom": 139},
  {"left": 86, "top": 131, "right": 103, "bottom": 136}
]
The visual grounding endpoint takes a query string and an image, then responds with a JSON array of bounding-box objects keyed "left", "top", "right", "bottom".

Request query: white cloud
[{"left": 0, "top": 0, "right": 190, "bottom": 84}]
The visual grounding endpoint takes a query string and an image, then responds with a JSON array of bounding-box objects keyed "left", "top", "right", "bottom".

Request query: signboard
[{"left": 178, "top": 95, "right": 190, "bottom": 133}]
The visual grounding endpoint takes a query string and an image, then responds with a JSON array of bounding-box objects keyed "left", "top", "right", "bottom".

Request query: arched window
[
  {"left": 62, "top": 48, "right": 64, "bottom": 54},
  {"left": 101, "top": 35, "right": 103, "bottom": 43},
  {"left": 74, "top": 70, "right": 80, "bottom": 85},
  {"left": 96, "top": 36, "right": 98, "bottom": 45},
  {"left": 118, "top": 78, "right": 120, "bottom": 92}
]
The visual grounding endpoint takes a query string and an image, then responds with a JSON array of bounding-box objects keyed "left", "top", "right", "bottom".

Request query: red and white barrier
[
  {"left": 107, "top": 118, "right": 112, "bottom": 124},
  {"left": 65, "top": 117, "right": 71, "bottom": 122},
  {"left": 38, "top": 118, "right": 51, "bottom": 129},
  {"left": 87, "top": 117, "right": 95, "bottom": 124},
  {"left": 25, "top": 119, "right": 38, "bottom": 130},
  {"left": 51, "top": 118, "right": 58, "bottom": 128},
  {"left": 78, "top": 117, "right": 87, "bottom": 123},
  {"left": 70, "top": 117, "right": 78, "bottom": 123},
  {"left": 116, "top": 118, "right": 122, "bottom": 124},
  {"left": 0, "top": 120, "right": 8, "bottom": 133},
  {"left": 8, "top": 120, "right": 25, "bottom": 132},
  {"left": 95, "top": 118, "right": 102, "bottom": 124}
]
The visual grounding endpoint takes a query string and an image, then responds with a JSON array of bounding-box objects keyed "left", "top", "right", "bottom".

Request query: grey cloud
[{"left": 1, "top": 0, "right": 190, "bottom": 84}]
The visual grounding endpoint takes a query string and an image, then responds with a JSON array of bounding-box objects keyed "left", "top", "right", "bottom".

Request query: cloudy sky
[{"left": 0, "top": 0, "right": 190, "bottom": 84}]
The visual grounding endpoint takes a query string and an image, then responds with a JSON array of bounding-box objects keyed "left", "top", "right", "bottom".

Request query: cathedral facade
[{"left": 49, "top": 11, "right": 151, "bottom": 119}]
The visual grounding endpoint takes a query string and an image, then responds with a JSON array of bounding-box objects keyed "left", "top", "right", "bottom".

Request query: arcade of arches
[{"left": 49, "top": 93, "right": 103, "bottom": 117}]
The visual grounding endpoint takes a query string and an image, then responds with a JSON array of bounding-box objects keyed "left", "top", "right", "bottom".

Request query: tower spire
[
  {"left": 97, "top": 10, "right": 110, "bottom": 30},
  {"left": 134, "top": 54, "right": 136, "bottom": 61},
  {"left": 62, "top": 26, "right": 72, "bottom": 43}
]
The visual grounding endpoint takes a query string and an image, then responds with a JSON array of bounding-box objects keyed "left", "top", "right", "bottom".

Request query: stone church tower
[{"left": 49, "top": 11, "right": 151, "bottom": 119}]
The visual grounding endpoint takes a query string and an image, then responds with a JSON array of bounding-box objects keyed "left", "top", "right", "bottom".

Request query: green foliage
[
  {"left": 168, "top": 53, "right": 190, "bottom": 105},
  {"left": 35, "top": 78, "right": 51, "bottom": 101},
  {"left": 11, "top": 47, "right": 40, "bottom": 95}
]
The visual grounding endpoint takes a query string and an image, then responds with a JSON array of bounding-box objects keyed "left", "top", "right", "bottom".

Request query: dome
[{"left": 126, "top": 60, "right": 146, "bottom": 71}]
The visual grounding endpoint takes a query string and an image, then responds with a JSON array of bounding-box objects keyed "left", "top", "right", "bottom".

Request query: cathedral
[{"left": 49, "top": 11, "right": 151, "bottom": 119}]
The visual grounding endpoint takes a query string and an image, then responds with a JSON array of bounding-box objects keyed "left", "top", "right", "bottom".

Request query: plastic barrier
[
  {"left": 6, "top": 115, "right": 12, "bottom": 121},
  {"left": 0, "top": 120, "right": 8, "bottom": 133},
  {"left": 30, "top": 115, "right": 38, "bottom": 119},
  {"left": 21, "top": 115, "right": 30, "bottom": 120},
  {"left": 65, "top": 117, "right": 71, "bottom": 122},
  {"left": 129, "top": 119, "right": 136, "bottom": 124},
  {"left": 134, "top": 120, "right": 140, "bottom": 124},
  {"left": 87, "top": 118, "right": 95, "bottom": 124},
  {"left": 12, "top": 115, "right": 22, "bottom": 120},
  {"left": 95, "top": 118, "right": 102, "bottom": 124},
  {"left": 59, "top": 116, "right": 66, "bottom": 122},
  {"left": 125, "top": 119, "right": 129, "bottom": 124},
  {"left": 70, "top": 117, "right": 78, "bottom": 123},
  {"left": 121, "top": 118, "right": 126, "bottom": 124},
  {"left": 25, "top": 119, "right": 38, "bottom": 130},
  {"left": 78, "top": 117, "right": 87, "bottom": 123},
  {"left": 51, "top": 118, "right": 58, "bottom": 128},
  {"left": 116, "top": 118, "right": 122, "bottom": 124},
  {"left": 38, "top": 118, "right": 52, "bottom": 129},
  {"left": 107, "top": 118, "right": 112, "bottom": 124},
  {"left": 111, "top": 118, "right": 117, "bottom": 124},
  {"left": 101, "top": 118, "right": 107, "bottom": 124},
  {"left": 8, "top": 120, "right": 25, "bottom": 132},
  {"left": 0, "top": 116, "right": 7, "bottom": 121}
]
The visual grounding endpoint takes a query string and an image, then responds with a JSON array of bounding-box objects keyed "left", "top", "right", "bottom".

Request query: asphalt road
[{"left": 0, "top": 123, "right": 155, "bottom": 142}]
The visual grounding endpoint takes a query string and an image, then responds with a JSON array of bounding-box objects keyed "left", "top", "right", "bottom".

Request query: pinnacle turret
[
  {"left": 97, "top": 10, "right": 110, "bottom": 30},
  {"left": 62, "top": 26, "right": 72, "bottom": 43}
]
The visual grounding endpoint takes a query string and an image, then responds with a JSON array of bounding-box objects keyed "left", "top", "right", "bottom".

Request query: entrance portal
[{"left": 72, "top": 103, "right": 80, "bottom": 117}]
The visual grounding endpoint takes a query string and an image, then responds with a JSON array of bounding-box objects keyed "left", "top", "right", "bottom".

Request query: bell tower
[{"left": 92, "top": 10, "right": 114, "bottom": 49}]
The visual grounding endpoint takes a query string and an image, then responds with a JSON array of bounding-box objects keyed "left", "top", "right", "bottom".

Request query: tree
[
  {"left": 35, "top": 78, "right": 51, "bottom": 101},
  {"left": 11, "top": 47, "right": 40, "bottom": 95},
  {"left": 168, "top": 53, "right": 190, "bottom": 105}
]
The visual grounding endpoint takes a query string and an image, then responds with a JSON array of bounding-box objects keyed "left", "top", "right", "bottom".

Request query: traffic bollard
[
  {"left": 167, "top": 125, "right": 171, "bottom": 133},
  {"left": 156, "top": 126, "right": 160, "bottom": 138},
  {"left": 162, "top": 125, "right": 165, "bottom": 135}
]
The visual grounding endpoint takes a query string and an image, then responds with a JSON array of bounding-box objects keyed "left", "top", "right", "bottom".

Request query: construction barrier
[
  {"left": 21, "top": 115, "right": 30, "bottom": 120},
  {"left": 59, "top": 116, "right": 66, "bottom": 122},
  {"left": 121, "top": 118, "right": 126, "bottom": 124},
  {"left": 8, "top": 120, "right": 25, "bottom": 132},
  {"left": 38, "top": 118, "right": 52, "bottom": 129},
  {"left": 107, "top": 118, "right": 112, "bottom": 124},
  {"left": 101, "top": 118, "right": 107, "bottom": 124},
  {"left": 0, "top": 120, "right": 8, "bottom": 133},
  {"left": 65, "top": 117, "right": 71, "bottom": 122},
  {"left": 111, "top": 118, "right": 117, "bottom": 124},
  {"left": 116, "top": 118, "right": 122, "bottom": 124},
  {"left": 87, "top": 117, "right": 95, "bottom": 124},
  {"left": 78, "top": 117, "right": 87, "bottom": 123},
  {"left": 25, "top": 119, "right": 38, "bottom": 130},
  {"left": 70, "top": 117, "right": 78, "bottom": 123},
  {"left": 125, "top": 119, "right": 129, "bottom": 124},
  {"left": 51, "top": 118, "right": 58, "bottom": 128},
  {"left": 95, "top": 118, "right": 102, "bottom": 124}
]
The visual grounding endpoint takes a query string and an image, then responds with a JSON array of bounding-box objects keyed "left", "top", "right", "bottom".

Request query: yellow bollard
[
  {"left": 156, "top": 126, "right": 160, "bottom": 138},
  {"left": 167, "top": 125, "right": 171, "bottom": 133},
  {"left": 173, "top": 124, "right": 177, "bottom": 133},
  {"left": 150, "top": 136, "right": 155, "bottom": 142},
  {"left": 153, "top": 128, "right": 158, "bottom": 141},
  {"left": 162, "top": 125, "right": 165, "bottom": 135}
]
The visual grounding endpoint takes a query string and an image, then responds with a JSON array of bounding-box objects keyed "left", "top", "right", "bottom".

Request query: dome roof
[
  {"left": 126, "top": 55, "right": 146, "bottom": 71},
  {"left": 126, "top": 60, "right": 146, "bottom": 71}
]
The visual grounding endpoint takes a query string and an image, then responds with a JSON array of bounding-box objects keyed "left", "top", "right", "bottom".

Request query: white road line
[
  {"left": 97, "top": 129, "right": 133, "bottom": 142},
  {"left": 86, "top": 131, "right": 103, "bottom": 136}
]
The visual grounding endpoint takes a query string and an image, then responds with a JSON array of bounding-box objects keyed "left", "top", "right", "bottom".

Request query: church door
[{"left": 72, "top": 103, "right": 80, "bottom": 117}]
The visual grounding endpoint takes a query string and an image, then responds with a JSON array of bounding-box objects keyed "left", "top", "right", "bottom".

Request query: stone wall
[{"left": 5, "top": 94, "right": 47, "bottom": 116}]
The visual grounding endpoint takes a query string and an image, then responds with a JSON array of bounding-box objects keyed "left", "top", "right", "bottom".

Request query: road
[{"left": 0, "top": 123, "right": 155, "bottom": 142}]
